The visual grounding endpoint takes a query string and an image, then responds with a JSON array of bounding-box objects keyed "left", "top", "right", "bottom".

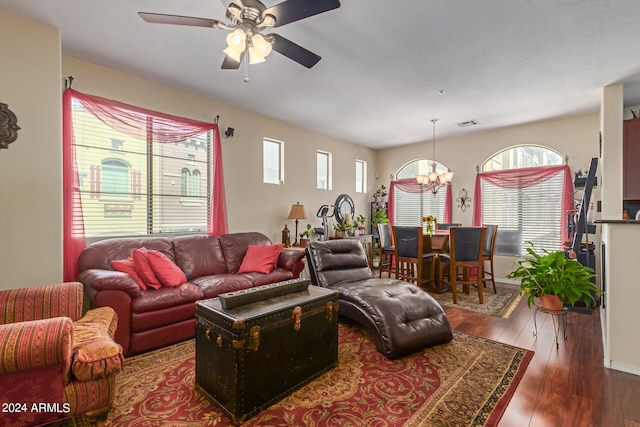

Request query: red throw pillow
[
  {"left": 147, "top": 250, "right": 187, "bottom": 288},
  {"left": 132, "top": 248, "right": 162, "bottom": 290},
  {"left": 238, "top": 244, "right": 284, "bottom": 274},
  {"left": 111, "top": 257, "right": 147, "bottom": 290},
  {"left": 271, "top": 243, "right": 285, "bottom": 269}
]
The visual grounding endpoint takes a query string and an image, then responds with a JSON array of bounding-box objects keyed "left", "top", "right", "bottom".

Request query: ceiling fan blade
[
  {"left": 138, "top": 12, "right": 222, "bottom": 28},
  {"left": 221, "top": 52, "right": 243, "bottom": 69},
  {"left": 268, "top": 33, "right": 321, "bottom": 68},
  {"left": 265, "top": 0, "right": 340, "bottom": 27}
]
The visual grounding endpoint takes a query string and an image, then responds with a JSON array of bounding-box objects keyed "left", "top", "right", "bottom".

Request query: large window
[
  {"left": 317, "top": 151, "right": 332, "bottom": 190},
  {"left": 355, "top": 160, "right": 366, "bottom": 193},
  {"left": 73, "top": 104, "right": 211, "bottom": 238},
  {"left": 393, "top": 159, "right": 449, "bottom": 226},
  {"left": 478, "top": 146, "right": 568, "bottom": 255},
  {"left": 263, "top": 138, "right": 283, "bottom": 185}
]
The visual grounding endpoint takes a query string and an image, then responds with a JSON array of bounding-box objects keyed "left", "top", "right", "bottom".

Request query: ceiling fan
[{"left": 139, "top": 0, "right": 341, "bottom": 71}]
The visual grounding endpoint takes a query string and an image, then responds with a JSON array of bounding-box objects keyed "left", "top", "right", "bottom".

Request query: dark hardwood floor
[{"left": 443, "top": 291, "right": 640, "bottom": 427}]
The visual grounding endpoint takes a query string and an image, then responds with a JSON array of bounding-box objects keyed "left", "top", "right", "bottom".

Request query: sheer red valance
[{"left": 472, "top": 165, "right": 573, "bottom": 242}]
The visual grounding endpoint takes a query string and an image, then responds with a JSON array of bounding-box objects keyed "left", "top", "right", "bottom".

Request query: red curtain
[
  {"left": 388, "top": 178, "right": 453, "bottom": 225},
  {"left": 62, "top": 89, "right": 228, "bottom": 281},
  {"left": 472, "top": 165, "right": 573, "bottom": 241}
]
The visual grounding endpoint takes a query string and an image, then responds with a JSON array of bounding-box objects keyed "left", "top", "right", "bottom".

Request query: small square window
[{"left": 111, "top": 139, "right": 123, "bottom": 150}]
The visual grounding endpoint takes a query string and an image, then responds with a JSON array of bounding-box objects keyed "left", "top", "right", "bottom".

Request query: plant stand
[{"left": 533, "top": 305, "right": 568, "bottom": 349}]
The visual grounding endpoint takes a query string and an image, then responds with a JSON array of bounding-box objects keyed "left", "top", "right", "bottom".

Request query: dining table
[{"left": 423, "top": 230, "right": 450, "bottom": 293}]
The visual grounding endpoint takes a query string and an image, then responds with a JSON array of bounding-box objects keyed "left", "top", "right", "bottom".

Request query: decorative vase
[
  {"left": 426, "top": 223, "right": 434, "bottom": 235},
  {"left": 539, "top": 294, "right": 563, "bottom": 312}
]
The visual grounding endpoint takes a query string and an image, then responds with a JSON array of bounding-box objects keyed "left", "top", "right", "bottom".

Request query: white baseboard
[{"left": 605, "top": 360, "right": 640, "bottom": 376}]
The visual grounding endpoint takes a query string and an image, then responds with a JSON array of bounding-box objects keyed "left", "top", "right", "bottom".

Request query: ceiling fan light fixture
[
  {"left": 252, "top": 34, "right": 272, "bottom": 57},
  {"left": 248, "top": 46, "right": 266, "bottom": 64},
  {"left": 223, "top": 45, "right": 243, "bottom": 62},
  {"left": 226, "top": 28, "right": 246, "bottom": 50}
]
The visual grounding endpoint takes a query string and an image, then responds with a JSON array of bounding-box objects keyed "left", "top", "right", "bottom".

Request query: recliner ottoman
[{"left": 306, "top": 239, "right": 453, "bottom": 359}]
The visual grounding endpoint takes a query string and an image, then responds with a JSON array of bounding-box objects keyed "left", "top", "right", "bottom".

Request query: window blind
[
  {"left": 394, "top": 188, "right": 446, "bottom": 228},
  {"left": 481, "top": 170, "right": 565, "bottom": 255},
  {"left": 72, "top": 102, "right": 211, "bottom": 238}
]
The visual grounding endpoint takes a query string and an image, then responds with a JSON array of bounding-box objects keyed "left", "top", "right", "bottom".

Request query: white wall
[{"left": 0, "top": 10, "right": 63, "bottom": 288}]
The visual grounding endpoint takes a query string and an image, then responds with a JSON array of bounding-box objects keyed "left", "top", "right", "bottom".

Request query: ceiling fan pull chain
[{"left": 244, "top": 53, "right": 250, "bottom": 83}]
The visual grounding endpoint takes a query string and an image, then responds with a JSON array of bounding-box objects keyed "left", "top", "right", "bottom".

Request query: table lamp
[{"left": 288, "top": 202, "right": 308, "bottom": 247}]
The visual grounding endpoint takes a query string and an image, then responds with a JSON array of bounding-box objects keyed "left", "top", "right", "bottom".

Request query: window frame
[
  {"left": 263, "top": 138, "right": 284, "bottom": 185},
  {"left": 355, "top": 159, "right": 367, "bottom": 193},
  {"left": 479, "top": 145, "right": 567, "bottom": 255},
  {"left": 316, "top": 150, "right": 332, "bottom": 190}
]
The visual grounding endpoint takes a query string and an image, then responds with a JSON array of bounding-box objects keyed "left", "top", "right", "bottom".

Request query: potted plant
[
  {"left": 355, "top": 214, "right": 367, "bottom": 235},
  {"left": 370, "top": 210, "right": 388, "bottom": 229},
  {"left": 334, "top": 219, "right": 355, "bottom": 238},
  {"left": 299, "top": 224, "right": 312, "bottom": 247},
  {"left": 507, "top": 242, "right": 601, "bottom": 312}
]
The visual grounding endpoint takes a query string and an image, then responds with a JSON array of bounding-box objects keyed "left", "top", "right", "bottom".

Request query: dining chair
[
  {"left": 436, "top": 223, "right": 462, "bottom": 231},
  {"left": 377, "top": 223, "right": 395, "bottom": 278},
  {"left": 392, "top": 226, "right": 436, "bottom": 288},
  {"left": 438, "top": 227, "right": 487, "bottom": 304},
  {"left": 481, "top": 224, "right": 499, "bottom": 293}
]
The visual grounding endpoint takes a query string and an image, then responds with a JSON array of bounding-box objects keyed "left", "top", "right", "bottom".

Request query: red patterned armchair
[{"left": 0, "top": 282, "right": 124, "bottom": 426}]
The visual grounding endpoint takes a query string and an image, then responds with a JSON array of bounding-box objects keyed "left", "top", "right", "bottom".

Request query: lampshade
[{"left": 288, "top": 202, "right": 307, "bottom": 220}]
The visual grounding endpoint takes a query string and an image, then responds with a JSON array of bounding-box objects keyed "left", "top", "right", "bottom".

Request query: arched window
[
  {"left": 391, "top": 159, "right": 451, "bottom": 226},
  {"left": 476, "top": 145, "right": 571, "bottom": 255},
  {"left": 191, "top": 170, "right": 201, "bottom": 197},
  {"left": 101, "top": 159, "right": 130, "bottom": 196},
  {"left": 181, "top": 168, "right": 190, "bottom": 197}
]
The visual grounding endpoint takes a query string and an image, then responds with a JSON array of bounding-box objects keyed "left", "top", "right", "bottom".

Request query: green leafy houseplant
[
  {"left": 370, "top": 210, "right": 388, "bottom": 227},
  {"left": 507, "top": 242, "right": 601, "bottom": 308}
]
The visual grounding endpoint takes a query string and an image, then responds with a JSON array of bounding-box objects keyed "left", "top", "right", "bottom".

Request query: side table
[{"left": 533, "top": 305, "right": 568, "bottom": 349}]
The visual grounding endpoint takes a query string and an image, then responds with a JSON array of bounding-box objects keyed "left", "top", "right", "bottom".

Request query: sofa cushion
[
  {"left": 172, "top": 235, "right": 228, "bottom": 280},
  {"left": 72, "top": 307, "right": 123, "bottom": 381},
  {"left": 238, "top": 244, "right": 284, "bottom": 274},
  {"left": 132, "top": 248, "right": 162, "bottom": 290},
  {"left": 147, "top": 250, "right": 187, "bottom": 288},
  {"left": 130, "top": 283, "right": 204, "bottom": 314},
  {"left": 190, "top": 274, "right": 254, "bottom": 298},
  {"left": 218, "top": 232, "right": 273, "bottom": 273},
  {"left": 241, "top": 268, "right": 294, "bottom": 287},
  {"left": 78, "top": 236, "right": 174, "bottom": 272},
  {"left": 111, "top": 257, "right": 147, "bottom": 290}
]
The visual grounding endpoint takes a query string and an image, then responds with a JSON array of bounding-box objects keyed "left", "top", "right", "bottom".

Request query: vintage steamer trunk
[{"left": 195, "top": 279, "right": 339, "bottom": 425}]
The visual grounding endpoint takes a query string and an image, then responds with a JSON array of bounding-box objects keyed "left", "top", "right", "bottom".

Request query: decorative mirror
[
  {"left": 334, "top": 194, "right": 355, "bottom": 224},
  {"left": 0, "top": 103, "right": 20, "bottom": 150}
]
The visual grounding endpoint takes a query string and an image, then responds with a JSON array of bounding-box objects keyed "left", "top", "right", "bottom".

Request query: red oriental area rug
[{"left": 105, "top": 323, "right": 532, "bottom": 426}]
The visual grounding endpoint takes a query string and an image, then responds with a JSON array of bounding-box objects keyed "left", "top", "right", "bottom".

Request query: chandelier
[{"left": 416, "top": 119, "right": 454, "bottom": 195}]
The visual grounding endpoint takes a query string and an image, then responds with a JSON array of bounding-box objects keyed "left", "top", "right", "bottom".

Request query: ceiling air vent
[{"left": 457, "top": 120, "right": 479, "bottom": 128}]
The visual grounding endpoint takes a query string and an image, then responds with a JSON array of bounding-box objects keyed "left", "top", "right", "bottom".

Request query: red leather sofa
[{"left": 78, "top": 232, "right": 305, "bottom": 356}]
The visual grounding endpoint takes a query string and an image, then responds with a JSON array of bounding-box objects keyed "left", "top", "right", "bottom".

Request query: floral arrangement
[
  {"left": 422, "top": 215, "right": 438, "bottom": 235},
  {"left": 355, "top": 214, "right": 367, "bottom": 235},
  {"left": 372, "top": 185, "right": 388, "bottom": 208}
]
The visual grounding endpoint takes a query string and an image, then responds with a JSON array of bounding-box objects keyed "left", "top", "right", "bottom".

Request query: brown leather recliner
[{"left": 306, "top": 239, "right": 453, "bottom": 359}]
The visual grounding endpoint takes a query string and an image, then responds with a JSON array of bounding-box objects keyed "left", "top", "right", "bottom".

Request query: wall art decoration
[{"left": 0, "top": 102, "right": 20, "bottom": 150}]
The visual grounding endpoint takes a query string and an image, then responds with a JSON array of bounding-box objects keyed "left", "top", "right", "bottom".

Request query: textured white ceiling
[{"left": 2, "top": 0, "right": 640, "bottom": 149}]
